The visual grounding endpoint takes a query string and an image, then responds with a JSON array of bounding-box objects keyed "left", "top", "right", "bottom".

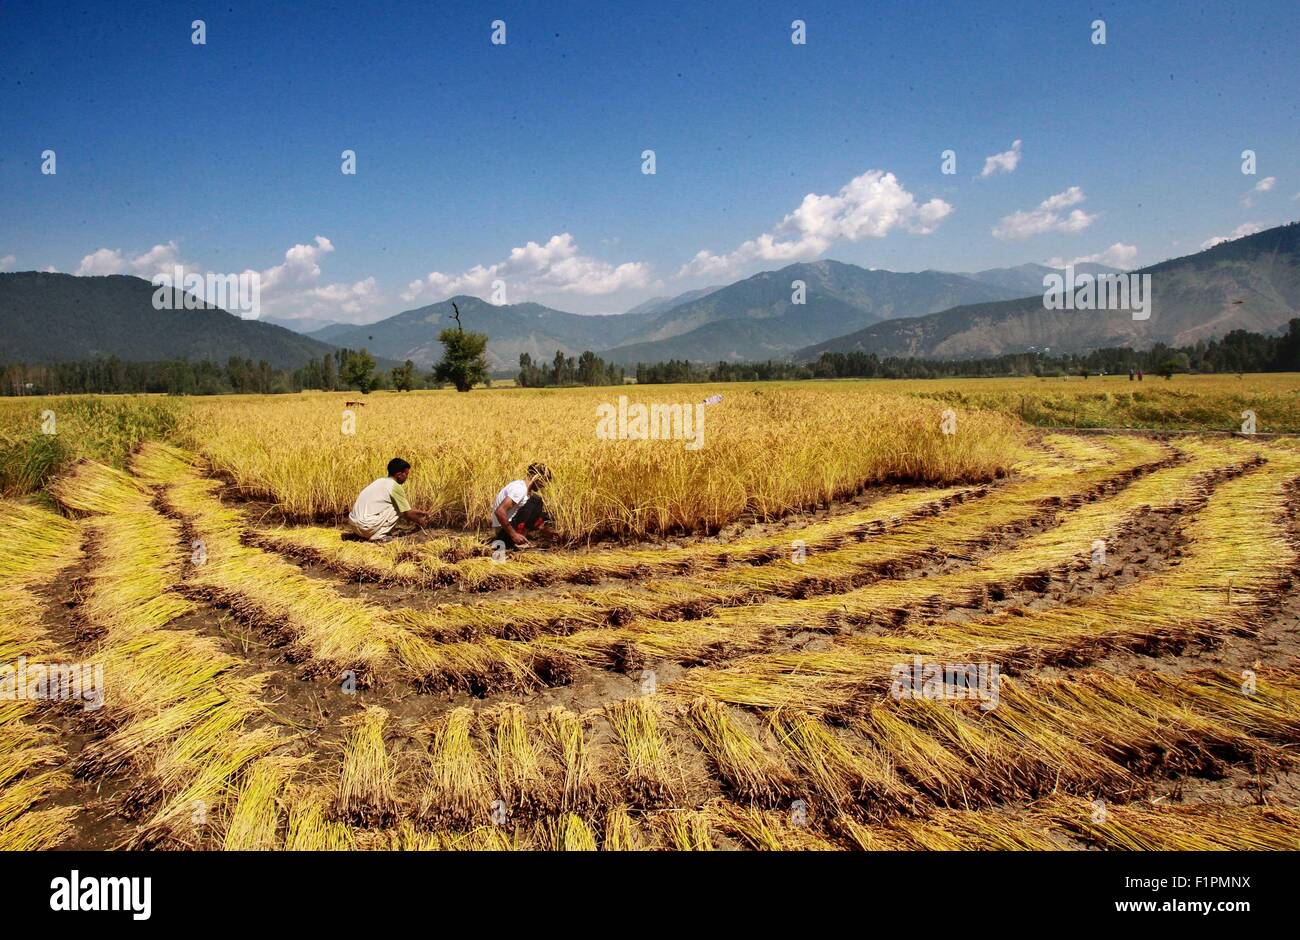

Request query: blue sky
[{"left": 2, "top": 0, "right": 1297, "bottom": 321}]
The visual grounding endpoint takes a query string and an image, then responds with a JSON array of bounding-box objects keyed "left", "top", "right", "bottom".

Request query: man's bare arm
[{"left": 494, "top": 499, "right": 529, "bottom": 545}]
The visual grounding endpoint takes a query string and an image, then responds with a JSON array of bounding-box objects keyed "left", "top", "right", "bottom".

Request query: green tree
[
  {"left": 1274, "top": 319, "right": 1300, "bottom": 371},
  {"left": 433, "top": 302, "right": 489, "bottom": 392},
  {"left": 341, "top": 348, "right": 377, "bottom": 392},
  {"left": 391, "top": 359, "right": 416, "bottom": 391},
  {"left": 577, "top": 350, "right": 601, "bottom": 385},
  {"left": 164, "top": 360, "right": 195, "bottom": 395}
]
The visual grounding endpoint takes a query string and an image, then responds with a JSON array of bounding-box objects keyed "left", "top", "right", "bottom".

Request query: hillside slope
[
  {"left": 602, "top": 260, "right": 1023, "bottom": 363},
  {"left": 0, "top": 272, "right": 339, "bottom": 369},
  {"left": 796, "top": 223, "right": 1300, "bottom": 361}
]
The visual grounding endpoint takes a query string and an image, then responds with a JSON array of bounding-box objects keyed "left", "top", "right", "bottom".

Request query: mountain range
[
  {"left": 262, "top": 315, "right": 344, "bottom": 335},
  {"left": 794, "top": 223, "right": 1300, "bottom": 361},
  {"left": 314, "top": 296, "right": 658, "bottom": 372},
  {"left": 598, "top": 261, "right": 1048, "bottom": 364},
  {"left": 2, "top": 221, "right": 1297, "bottom": 372},
  {"left": 317, "top": 260, "right": 1059, "bottom": 369},
  {"left": 0, "top": 273, "right": 338, "bottom": 369},
  {"left": 952, "top": 262, "right": 1122, "bottom": 296}
]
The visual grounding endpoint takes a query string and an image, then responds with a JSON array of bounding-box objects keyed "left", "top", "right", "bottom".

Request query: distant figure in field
[
  {"left": 1137, "top": 369, "right": 1144, "bottom": 381},
  {"left": 491, "top": 463, "right": 552, "bottom": 550},
  {"left": 347, "top": 457, "right": 431, "bottom": 542}
]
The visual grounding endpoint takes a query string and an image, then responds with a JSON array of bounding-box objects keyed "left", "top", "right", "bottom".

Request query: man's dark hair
[
  {"left": 527, "top": 462, "right": 552, "bottom": 485},
  {"left": 388, "top": 457, "right": 411, "bottom": 476}
]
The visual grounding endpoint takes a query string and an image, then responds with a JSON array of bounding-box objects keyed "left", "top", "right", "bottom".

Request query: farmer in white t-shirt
[
  {"left": 490, "top": 463, "right": 552, "bottom": 549},
  {"left": 347, "top": 457, "right": 431, "bottom": 542}
]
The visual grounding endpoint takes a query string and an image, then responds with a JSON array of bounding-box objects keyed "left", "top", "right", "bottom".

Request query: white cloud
[
  {"left": 678, "top": 169, "right": 952, "bottom": 279},
  {"left": 290, "top": 277, "right": 379, "bottom": 318},
  {"left": 404, "top": 233, "right": 650, "bottom": 303},
  {"left": 980, "top": 139, "right": 1022, "bottom": 178},
  {"left": 76, "top": 241, "right": 188, "bottom": 277},
  {"left": 248, "top": 236, "right": 386, "bottom": 320},
  {"left": 1045, "top": 243, "right": 1138, "bottom": 269},
  {"left": 258, "top": 236, "right": 335, "bottom": 293},
  {"left": 76, "top": 248, "right": 127, "bottom": 275},
  {"left": 129, "top": 241, "right": 184, "bottom": 276},
  {"left": 0, "top": 254, "right": 15, "bottom": 272},
  {"left": 992, "top": 186, "right": 1096, "bottom": 240},
  {"left": 1242, "top": 178, "right": 1277, "bottom": 207},
  {"left": 71, "top": 235, "right": 387, "bottom": 322},
  {"left": 1200, "top": 222, "right": 1262, "bottom": 250}
]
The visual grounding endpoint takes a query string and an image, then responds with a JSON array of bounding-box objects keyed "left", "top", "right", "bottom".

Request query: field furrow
[
  {"left": 399, "top": 437, "right": 1234, "bottom": 691},
  {"left": 7, "top": 414, "right": 1298, "bottom": 852},
  {"left": 0, "top": 501, "right": 83, "bottom": 850},
  {"left": 674, "top": 448, "right": 1300, "bottom": 715}
]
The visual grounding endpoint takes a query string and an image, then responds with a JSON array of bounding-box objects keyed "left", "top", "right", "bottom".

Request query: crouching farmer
[
  {"left": 348, "top": 457, "right": 431, "bottom": 542},
  {"left": 491, "top": 463, "right": 551, "bottom": 549}
]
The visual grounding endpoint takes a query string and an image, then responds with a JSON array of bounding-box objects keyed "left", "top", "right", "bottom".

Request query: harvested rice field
[{"left": 3, "top": 380, "right": 1300, "bottom": 852}]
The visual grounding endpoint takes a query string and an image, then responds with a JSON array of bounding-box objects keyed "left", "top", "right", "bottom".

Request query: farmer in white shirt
[
  {"left": 490, "top": 463, "right": 552, "bottom": 549},
  {"left": 347, "top": 457, "right": 431, "bottom": 542}
]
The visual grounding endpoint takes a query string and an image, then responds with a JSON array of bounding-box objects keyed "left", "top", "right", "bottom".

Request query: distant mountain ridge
[
  {"left": 598, "top": 260, "right": 1029, "bottom": 364},
  {"left": 320, "top": 296, "right": 656, "bottom": 371},
  {"left": 262, "top": 314, "right": 343, "bottom": 335},
  {"left": 794, "top": 223, "right": 1300, "bottom": 361},
  {"left": 0, "top": 272, "right": 340, "bottom": 369},
  {"left": 960, "top": 262, "right": 1121, "bottom": 296},
  {"left": 621, "top": 286, "right": 722, "bottom": 318},
  {"left": 319, "top": 260, "right": 1034, "bottom": 369},
  {"left": 10, "top": 229, "right": 1292, "bottom": 374}
]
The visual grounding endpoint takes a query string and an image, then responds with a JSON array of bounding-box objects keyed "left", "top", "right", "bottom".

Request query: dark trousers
[{"left": 492, "top": 494, "right": 546, "bottom": 544}]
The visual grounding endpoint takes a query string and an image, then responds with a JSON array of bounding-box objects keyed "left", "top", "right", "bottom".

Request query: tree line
[
  {"left": 6, "top": 320, "right": 1300, "bottom": 395},
  {"left": 1, "top": 308, "right": 497, "bottom": 396},
  {"left": 1, "top": 349, "right": 439, "bottom": 396},
  {"left": 635, "top": 320, "right": 1300, "bottom": 383},
  {"left": 517, "top": 351, "right": 625, "bottom": 387}
]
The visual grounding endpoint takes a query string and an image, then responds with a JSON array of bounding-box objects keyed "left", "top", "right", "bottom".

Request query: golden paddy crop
[
  {"left": 3, "top": 376, "right": 1300, "bottom": 852},
  {"left": 181, "top": 384, "right": 1026, "bottom": 539}
]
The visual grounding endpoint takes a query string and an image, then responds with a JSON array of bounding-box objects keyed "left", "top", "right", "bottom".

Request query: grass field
[
  {"left": 2, "top": 375, "right": 1299, "bottom": 851},
  {"left": 896, "top": 372, "right": 1300, "bottom": 432}
]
